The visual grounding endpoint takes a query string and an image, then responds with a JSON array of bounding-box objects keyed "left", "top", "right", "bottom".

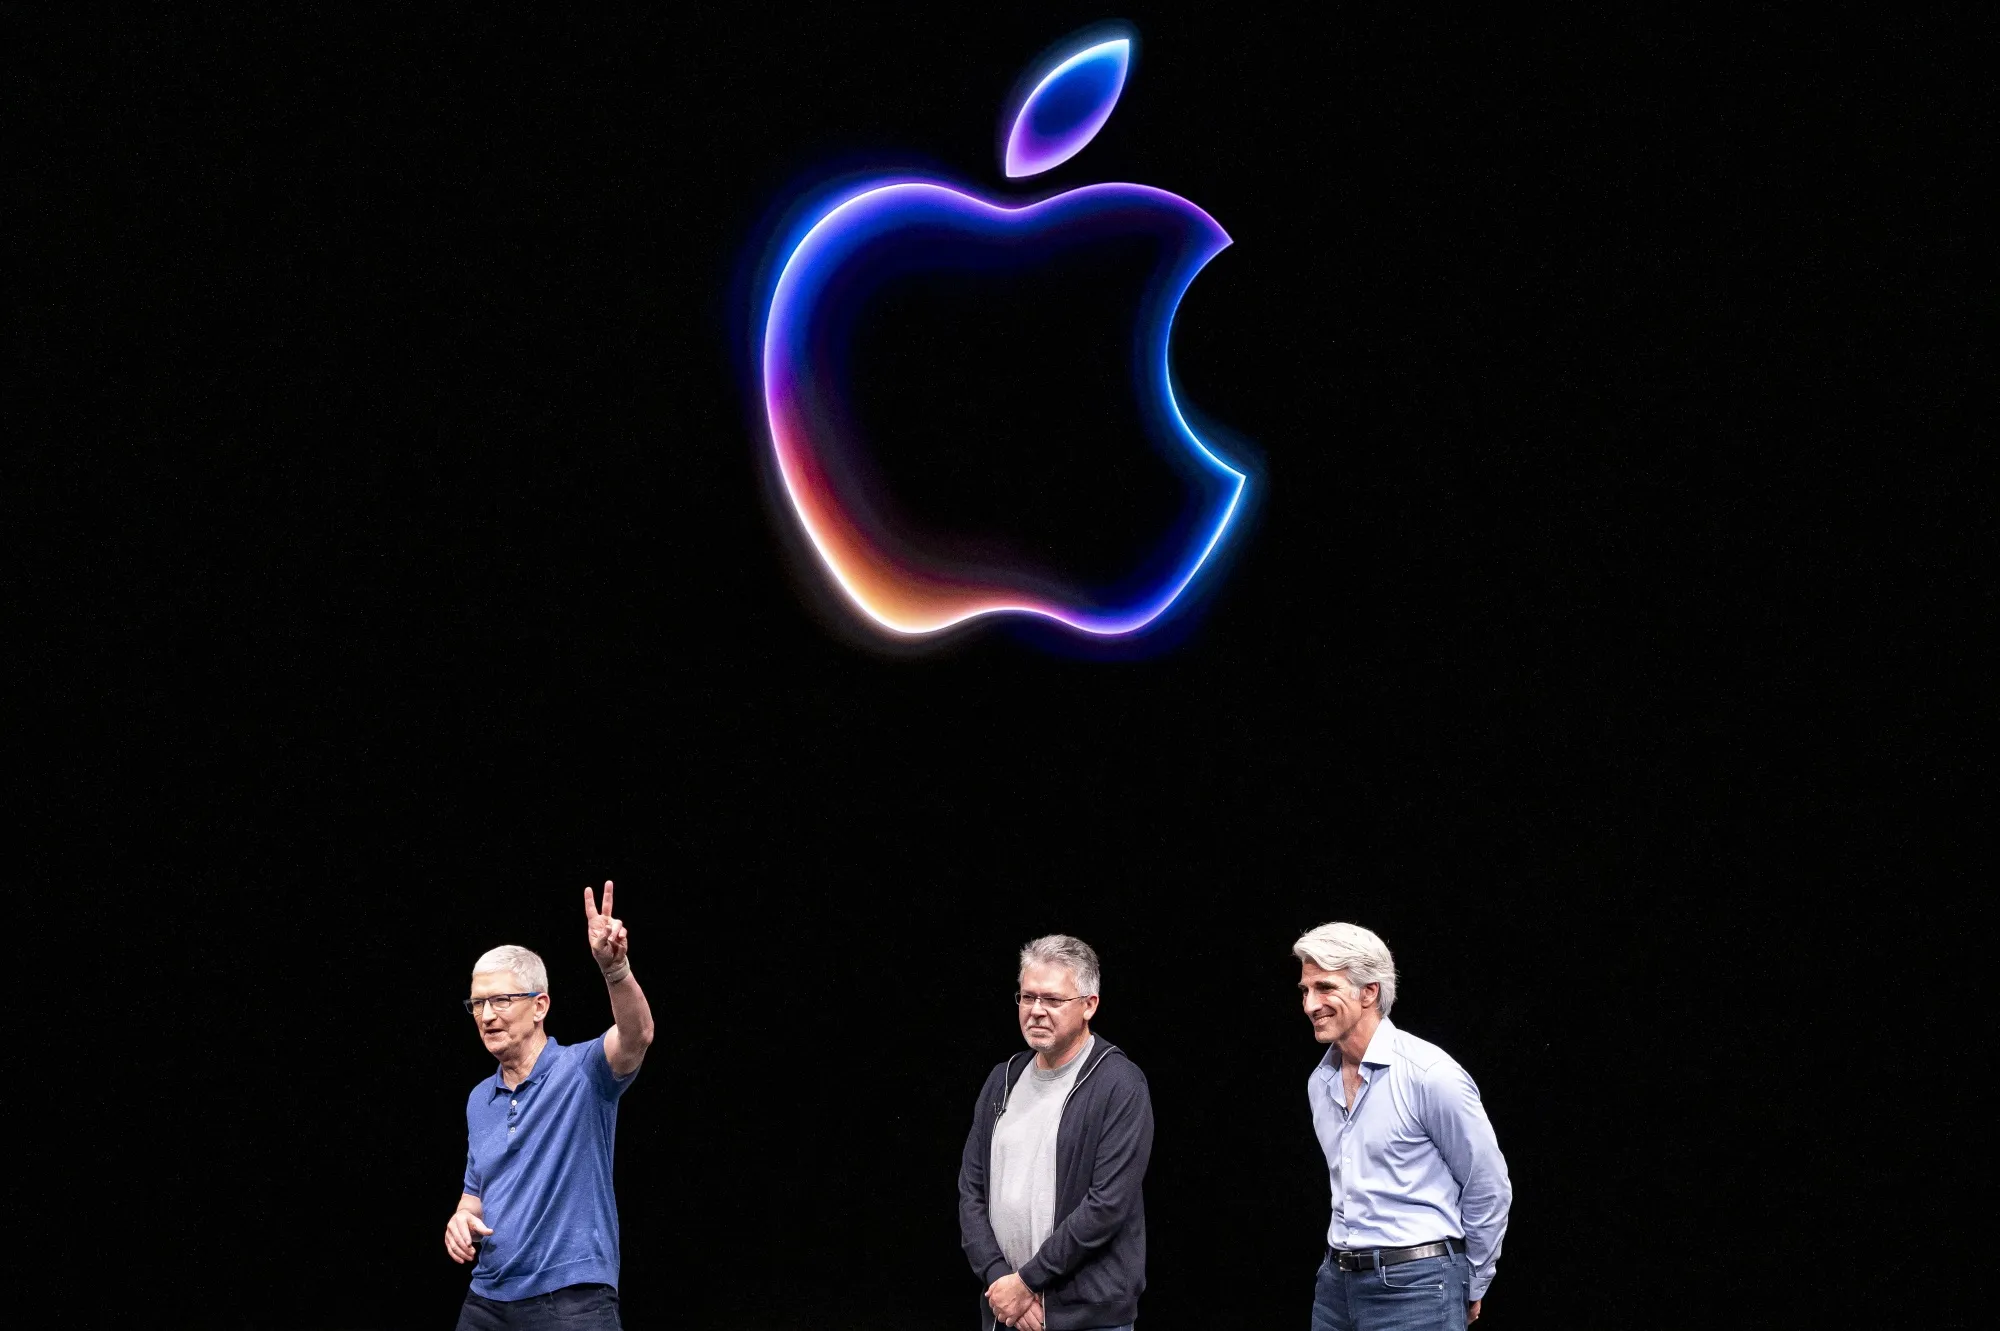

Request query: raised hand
[
  {"left": 583, "top": 879, "right": 628, "bottom": 976},
  {"left": 587, "top": 877, "right": 653, "bottom": 1076}
]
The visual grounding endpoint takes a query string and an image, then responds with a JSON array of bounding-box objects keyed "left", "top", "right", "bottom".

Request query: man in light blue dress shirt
[{"left": 1295, "top": 923, "right": 1511, "bottom": 1331}]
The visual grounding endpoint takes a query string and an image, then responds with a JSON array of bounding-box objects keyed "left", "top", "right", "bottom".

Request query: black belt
[{"left": 1330, "top": 1237, "right": 1466, "bottom": 1273}]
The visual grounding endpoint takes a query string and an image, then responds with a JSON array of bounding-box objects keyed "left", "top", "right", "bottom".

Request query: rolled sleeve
[{"left": 1420, "top": 1061, "right": 1512, "bottom": 1300}]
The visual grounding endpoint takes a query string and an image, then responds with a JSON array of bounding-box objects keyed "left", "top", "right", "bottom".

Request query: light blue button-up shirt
[{"left": 1309, "top": 1018, "right": 1512, "bottom": 1300}]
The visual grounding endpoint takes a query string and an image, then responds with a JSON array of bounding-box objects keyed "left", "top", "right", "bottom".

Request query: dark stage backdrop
[{"left": 21, "top": 4, "right": 1977, "bottom": 1329}]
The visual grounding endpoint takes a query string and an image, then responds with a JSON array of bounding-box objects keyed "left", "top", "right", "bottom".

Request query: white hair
[
  {"left": 1018, "top": 934, "right": 1101, "bottom": 997},
  {"left": 1292, "top": 922, "right": 1397, "bottom": 1016},
  {"left": 472, "top": 944, "right": 548, "bottom": 995}
]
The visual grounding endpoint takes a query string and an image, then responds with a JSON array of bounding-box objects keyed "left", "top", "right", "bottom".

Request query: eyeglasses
[
  {"left": 463, "top": 992, "right": 541, "bottom": 1015},
  {"left": 1015, "top": 992, "right": 1089, "bottom": 1010}
]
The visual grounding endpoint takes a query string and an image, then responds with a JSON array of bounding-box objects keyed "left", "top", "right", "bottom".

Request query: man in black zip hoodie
[{"left": 958, "top": 934, "right": 1154, "bottom": 1331}]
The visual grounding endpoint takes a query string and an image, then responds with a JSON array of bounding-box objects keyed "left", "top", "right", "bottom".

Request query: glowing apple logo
[{"left": 761, "top": 30, "right": 1248, "bottom": 638}]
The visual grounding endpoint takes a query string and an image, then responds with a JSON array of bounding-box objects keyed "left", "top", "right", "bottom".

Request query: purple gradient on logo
[
  {"left": 762, "top": 179, "right": 1246, "bottom": 636},
  {"left": 1004, "top": 39, "right": 1131, "bottom": 178}
]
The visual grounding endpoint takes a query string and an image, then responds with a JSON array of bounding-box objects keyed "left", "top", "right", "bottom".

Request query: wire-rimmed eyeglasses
[
  {"left": 1014, "top": 991, "right": 1089, "bottom": 1010},
  {"left": 463, "top": 992, "right": 541, "bottom": 1015}
]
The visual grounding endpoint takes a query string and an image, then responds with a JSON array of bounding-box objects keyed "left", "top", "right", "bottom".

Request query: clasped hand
[{"left": 985, "top": 1273, "right": 1044, "bottom": 1330}]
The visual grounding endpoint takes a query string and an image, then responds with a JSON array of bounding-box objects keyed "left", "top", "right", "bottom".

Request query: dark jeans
[
  {"left": 455, "top": 1282, "right": 621, "bottom": 1330},
  {"left": 1311, "top": 1249, "right": 1471, "bottom": 1331}
]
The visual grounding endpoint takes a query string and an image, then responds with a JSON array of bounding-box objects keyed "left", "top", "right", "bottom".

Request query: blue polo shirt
[{"left": 463, "top": 1034, "right": 638, "bottom": 1301}]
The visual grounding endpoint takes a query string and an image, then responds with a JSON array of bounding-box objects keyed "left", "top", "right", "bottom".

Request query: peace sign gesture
[
  {"left": 584, "top": 877, "right": 652, "bottom": 1075},
  {"left": 583, "top": 879, "right": 629, "bottom": 976}
]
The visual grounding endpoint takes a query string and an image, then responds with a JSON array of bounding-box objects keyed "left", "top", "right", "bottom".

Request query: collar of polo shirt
[{"left": 489, "top": 1036, "right": 562, "bottom": 1099}]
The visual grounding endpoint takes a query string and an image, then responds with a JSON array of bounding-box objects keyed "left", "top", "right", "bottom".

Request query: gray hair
[
  {"left": 1018, "top": 934, "right": 1102, "bottom": 997},
  {"left": 1292, "top": 922, "right": 1397, "bottom": 1016},
  {"left": 472, "top": 944, "right": 548, "bottom": 995}
]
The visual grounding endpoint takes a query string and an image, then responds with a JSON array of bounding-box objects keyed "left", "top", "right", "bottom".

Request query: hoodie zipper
[{"left": 999, "top": 1040, "right": 1116, "bottom": 1116}]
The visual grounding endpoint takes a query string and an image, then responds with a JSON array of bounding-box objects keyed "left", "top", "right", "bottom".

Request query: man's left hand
[
  {"left": 1469, "top": 1298, "right": 1483, "bottom": 1323},
  {"left": 985, "top": 1273, "right": 1035, "bottom": 1325},
  {"left": 1018, "top": 1293, "right": 1045, "bottom": 1331},
  {"left": 584, "top": 879, "right": 628, "bottom": 974}
]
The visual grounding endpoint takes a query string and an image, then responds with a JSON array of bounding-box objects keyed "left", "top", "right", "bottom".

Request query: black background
[{"left": 17, "top": 4, "right": 1980, "bottom": 1329}]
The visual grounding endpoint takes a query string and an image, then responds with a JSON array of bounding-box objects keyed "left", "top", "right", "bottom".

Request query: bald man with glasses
[
  {"left": 958, "top": 934, "right": 1155, "bottom": 1331},
  {"left": 442, "top": 882, "right": 656, "bottom": 1330}
]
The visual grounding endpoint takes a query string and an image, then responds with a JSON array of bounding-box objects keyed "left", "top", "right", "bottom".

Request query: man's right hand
[
  {"left": 443, "top": 1208, "right": 492, "bottom": 1264},
  {"left": 986, "top": 1273, "right": 1035, "bottom": 1325}
]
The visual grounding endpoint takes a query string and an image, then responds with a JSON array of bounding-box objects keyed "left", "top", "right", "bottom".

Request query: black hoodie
[{"left": 957, "top": 1038, "right": 1154, "bottom": 1330}]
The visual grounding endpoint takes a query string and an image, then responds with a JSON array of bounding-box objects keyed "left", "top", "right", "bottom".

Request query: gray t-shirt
[{"left": 989, "top": 1035, "right": 1094, "bottom": 1273}]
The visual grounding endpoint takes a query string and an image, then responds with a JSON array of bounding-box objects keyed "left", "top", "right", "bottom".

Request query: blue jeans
[
  {"left": 455, "top": 1282, "right": 621, "bottom": 1329},
  {"left": 1311, "top": 1248, "right": 1470, "bottom": 1331}
]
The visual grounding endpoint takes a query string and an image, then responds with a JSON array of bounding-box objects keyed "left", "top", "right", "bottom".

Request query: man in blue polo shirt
[{"left": 442, "top": 880, "right": 655, "bottom": 1330}]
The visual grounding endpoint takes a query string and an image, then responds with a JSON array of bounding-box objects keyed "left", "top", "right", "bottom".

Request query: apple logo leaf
[{"left": 1004, "top": 38, "right": 1132, "bottom": 179}]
